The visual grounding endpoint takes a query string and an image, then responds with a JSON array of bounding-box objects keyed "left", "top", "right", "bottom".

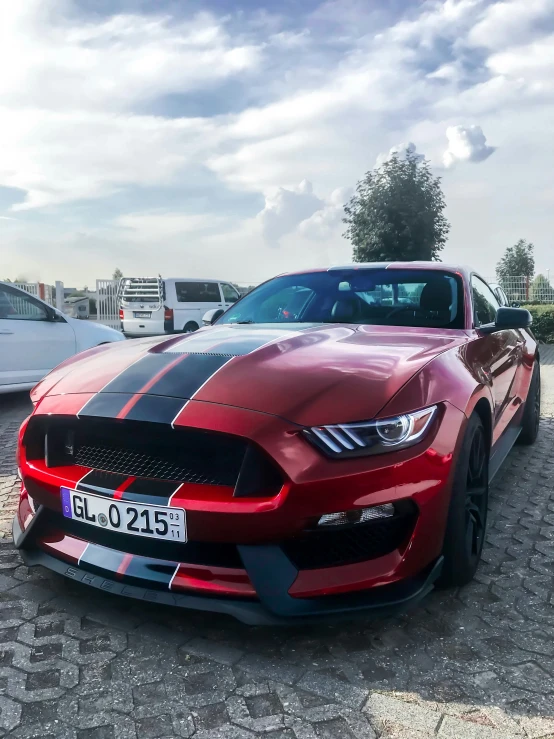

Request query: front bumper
[
  {"left": 13, "top": 511, "right": 443, "bottom": 625},
  {"left": 15, "top": 397, "right": 465, "bottom": 623}
]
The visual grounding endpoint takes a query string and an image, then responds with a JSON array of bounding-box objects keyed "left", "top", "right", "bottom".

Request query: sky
[{"left": 1, "top": 0, "right": 553, "bottom": 287}]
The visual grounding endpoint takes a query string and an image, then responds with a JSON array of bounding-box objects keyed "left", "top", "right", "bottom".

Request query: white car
[{"left": 0, "top": 281, "right": 125, "bottom": 394}]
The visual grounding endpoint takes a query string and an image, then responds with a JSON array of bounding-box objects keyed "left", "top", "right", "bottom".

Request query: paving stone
[
  {"left": 364, "top": 693, "right": 441, "bottom": 734},
  {"left": 0, "top": 367, "right": 554, "bottom": 738},
  {"left": 438, "top": 714, "right": 521, "bottom": 738}
]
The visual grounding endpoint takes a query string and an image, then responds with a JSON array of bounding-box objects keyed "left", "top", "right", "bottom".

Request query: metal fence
[
  {"left": 13, "top": 282, "right": 56, "bottom": 306},
  {"left": 488, "top": 275, "right": 554, "bottom": 304},
  {"left": 96, "top": 279, "right": 120, "bottom": 329}
]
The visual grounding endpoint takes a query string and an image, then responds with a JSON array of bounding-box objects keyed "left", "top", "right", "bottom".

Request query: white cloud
[
  {"left": 468, "top": 0, "right": 554, "bottom": 50},
  {"left": 0, "top": 3, "right": 262, "bottom": 113},
  {"left": 115, "top": 212, "right": 229, "bottom": 241},
  {"left": 298, "top": 187, "right": 352, "bottom": 240},
  {"left": 257, "top": 180, "right": 324, "bottom": 247},
  {"left": 487, "top": 33, "right": 554, "bottom": 88},
  {"left": 375, "top": 142, "right": 424, "bottom": 167},
  {"left": 0, "top": 109, "right": 216, "bottom": 210},
  {"left": 1, "top": 0, "right": 554, "bottom": 285},
  {"left": 443, "top": 125, "right": 496, "bottom": 167}
]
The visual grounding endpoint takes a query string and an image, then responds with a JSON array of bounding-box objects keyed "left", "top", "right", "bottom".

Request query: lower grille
[
  {"left": 46, "top": 510, "right": 243, "bottom": 568},
  {"left": 281, "top": 510, "right": 417, "bottom": 570}
]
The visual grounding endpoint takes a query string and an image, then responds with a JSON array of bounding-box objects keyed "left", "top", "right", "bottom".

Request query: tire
[
  {"left": 183, "top": 322, "right": 199, "bottom": 333},
  {"left": 517, "top": 361, "right": 540, "bottom": 446},
  {"left": 436, "top": 413, "right": 489, "bottom": 588}
]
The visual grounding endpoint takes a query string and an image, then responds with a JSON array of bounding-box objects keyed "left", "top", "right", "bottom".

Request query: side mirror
[
  {"left": 202, "top": 308, "right": 224, "bottom": 326},
  {"left": 480, "top": 307, "right": 532, "bottom": 334}
]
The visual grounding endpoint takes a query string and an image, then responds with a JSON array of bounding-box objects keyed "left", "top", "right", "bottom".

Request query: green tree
[
  {"left": 530, "top": 274, "right": 554, "bottom": 303},
  {"left": 343, "top": 148, "right": 449, "bottom": 262},
  {"left": 496, "top": 239, "right": 535, "bottom": 302},
  {"left": 113, "top": 268, "right": 123, "bottom": 281},
  {"left": 496, "top": 239, "right": 535, "bottom": 280}
]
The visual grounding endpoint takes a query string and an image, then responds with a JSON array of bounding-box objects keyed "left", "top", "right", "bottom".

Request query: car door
[
  {"left": 0, "top": 284, "right": 76, "bottom": 388},
  {"left": 470, "top": 275, "right": 523, "bottom": 439},
  {"left": 221, "top": 283, "right": 240, "bottom": 311}
]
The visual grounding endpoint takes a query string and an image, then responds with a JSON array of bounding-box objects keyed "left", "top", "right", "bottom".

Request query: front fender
[{"left": 377, "top": 344, "right": 493, "bottom": 422}]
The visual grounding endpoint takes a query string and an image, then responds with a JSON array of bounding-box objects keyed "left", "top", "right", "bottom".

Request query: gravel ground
[{"left": 0, "top": 348, "right": 553, "bottom": 738}]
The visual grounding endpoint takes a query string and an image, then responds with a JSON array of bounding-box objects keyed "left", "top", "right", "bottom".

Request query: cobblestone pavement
[{"left": 0, "top": 351, "right": 554, "bottom": 739}]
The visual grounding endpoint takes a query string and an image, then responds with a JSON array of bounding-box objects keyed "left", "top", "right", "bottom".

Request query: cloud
[
  {"left": 375, "top": 142, "right": 424, "bottom": 167},
  {"left": 0, "top": 4, "right": 262, "bottom": 113},
  {"left": 115, "top": 211, "right": 229, "bottom": 241},
  {"left": 468, "top": 0, "right": 554, "bottom": 50},
  {"left": 258, "top": 180, "right": 324, "bottom": 247},
  {"left": 298, "top": 187, "right": 352, "bottom": 240},
  {"left": 2, "top": 0, "right": 554, "bottom": 286},
  {"left": 442, "top": 125, "right": 496, "bottom": 167}
]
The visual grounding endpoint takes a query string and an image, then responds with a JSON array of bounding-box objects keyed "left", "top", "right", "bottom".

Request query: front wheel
[{"left": 437, "top": 413, "right": 489, "bottom": 588}]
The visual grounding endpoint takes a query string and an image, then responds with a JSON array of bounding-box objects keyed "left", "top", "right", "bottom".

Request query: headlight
[{"left": 304, "top": 405, "right": 437, "bottom": 458}]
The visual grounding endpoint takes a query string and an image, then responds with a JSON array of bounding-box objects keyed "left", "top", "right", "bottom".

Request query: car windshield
[{"left": 218, "top": 269, "right": 464, "bottom": 329}]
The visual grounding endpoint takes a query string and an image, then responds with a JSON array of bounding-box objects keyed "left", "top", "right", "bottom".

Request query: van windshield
[{"left": 218, "top": 269, "right": 464, "bottom": 329}]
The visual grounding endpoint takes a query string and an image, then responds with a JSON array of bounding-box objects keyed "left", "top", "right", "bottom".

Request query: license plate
[
  {"left": 134, "top": 311, "right": 151, "bottom": 319},
  {"left": 61, "top": 488, "right": 186, "bottom": 542}
]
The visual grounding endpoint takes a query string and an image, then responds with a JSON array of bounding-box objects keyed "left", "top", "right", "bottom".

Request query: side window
[
  {"left": 472, "top": 276, "right": 500, "bottom": 327},
  {"left": 221, "top": 284, "right": 240, "bottom": 303},
  {"left": 175, "top": 282, "right": 221, "bottom": 303},
  {"left": 0, "top": 287, "right": 48, "bottom": 321}
]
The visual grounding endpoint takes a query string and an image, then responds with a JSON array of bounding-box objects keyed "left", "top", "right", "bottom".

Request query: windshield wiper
[{"left": 236, "top": 319, "right": 255, "bottom": 324}]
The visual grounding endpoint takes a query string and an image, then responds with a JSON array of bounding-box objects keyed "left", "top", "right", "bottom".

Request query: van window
[
  {"left": 221, "top": 284, "right": 240, "bottom": 303},
  {"left": 175, "top": 282, "right": 221, "bottom": 303}
]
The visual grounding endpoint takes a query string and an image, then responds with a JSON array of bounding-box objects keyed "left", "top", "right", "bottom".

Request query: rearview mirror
[
  {"left": 202, "top": 308, "right": 224, "bottom": 326},
  {"left": 480, "top": 307, "right": 532, "bottom": 334}
]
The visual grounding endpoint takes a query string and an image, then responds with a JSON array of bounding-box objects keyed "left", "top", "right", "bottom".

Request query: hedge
[{"left": 521, "top": 304, "right": 554, "bottom": 344}]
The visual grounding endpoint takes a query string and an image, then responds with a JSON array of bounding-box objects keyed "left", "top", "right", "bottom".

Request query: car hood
[
  {"left": 32, "top": 323, "right": 468, "bottom": 426},
  {"left": 64, "top": 315, "right": 125, "bottom": 343}
]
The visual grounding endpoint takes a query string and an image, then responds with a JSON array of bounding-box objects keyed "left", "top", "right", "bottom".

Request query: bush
[{"left": 521, "top": 304, "right": 554, "bottom": 343}]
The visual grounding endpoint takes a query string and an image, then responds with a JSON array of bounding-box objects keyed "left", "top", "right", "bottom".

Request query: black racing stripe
[
  {"left": 122, "top": 478, "right": 180, "bottom": 505},
  {"left": 75, "top": 471, "right": 129, "bottom": 498},
  {"left": 122, "top": 556, "right": 177, "bottom": 588},
  {"left": 102, "top": 354, "right": 179, "bottom": 394},
  {"left": 80, "top": 543, "right": 126, "bottom": 575},
  {"left": 79, "top": 393, "right": 133, "bottom": 419},
  {"left": 147, "top": 353, "right": 231, "bottom": 398},
  {"left": 124, "top": 395, "right": 185, "bottom": 424}
]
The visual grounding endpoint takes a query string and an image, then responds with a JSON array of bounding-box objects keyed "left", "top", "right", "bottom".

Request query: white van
[{"left": 119, "top": 277, "right": 240, "bottom": 337}]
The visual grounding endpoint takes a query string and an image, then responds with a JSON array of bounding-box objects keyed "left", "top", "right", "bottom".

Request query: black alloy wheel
[
  {"left": 464, "top": 425, "right": 488, "bottom": 566},
  {"left": 437, "top": 413, "right": 489, "bottom": 588}
]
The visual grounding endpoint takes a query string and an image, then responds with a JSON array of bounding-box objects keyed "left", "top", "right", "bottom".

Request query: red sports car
[{"left": 13, "top": 263, "right": 540, "bottom": 624}]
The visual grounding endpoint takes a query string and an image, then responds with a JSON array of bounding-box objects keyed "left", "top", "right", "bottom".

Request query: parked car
[
  {"left": 0, "top": 281, "right": 125, "bottom": 394},
  {"left": 14, "top": 263, "right": 539, "bottom": 624},
  {"left": 119, "top": 277, "right": 240, "bottom": 337}
]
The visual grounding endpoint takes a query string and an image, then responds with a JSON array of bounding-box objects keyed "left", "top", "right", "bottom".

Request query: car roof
[{"left": 282, "top": 262, "right": 473, "bottom": 279}]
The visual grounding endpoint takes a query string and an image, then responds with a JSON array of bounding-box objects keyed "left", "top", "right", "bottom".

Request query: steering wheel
[{"left": 385, "top": 305, "right": 418, "bottom": 319}]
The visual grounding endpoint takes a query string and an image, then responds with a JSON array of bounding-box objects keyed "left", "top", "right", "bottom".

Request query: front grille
[
  {"left": 281, "top": 509, "right": 417, "bottom": 570},
  {"left": 25, "top": 416, "right": 284, "bottom": 497},
  {"left": 75, "top": 445, "right": 222, "bottom": 485}
]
